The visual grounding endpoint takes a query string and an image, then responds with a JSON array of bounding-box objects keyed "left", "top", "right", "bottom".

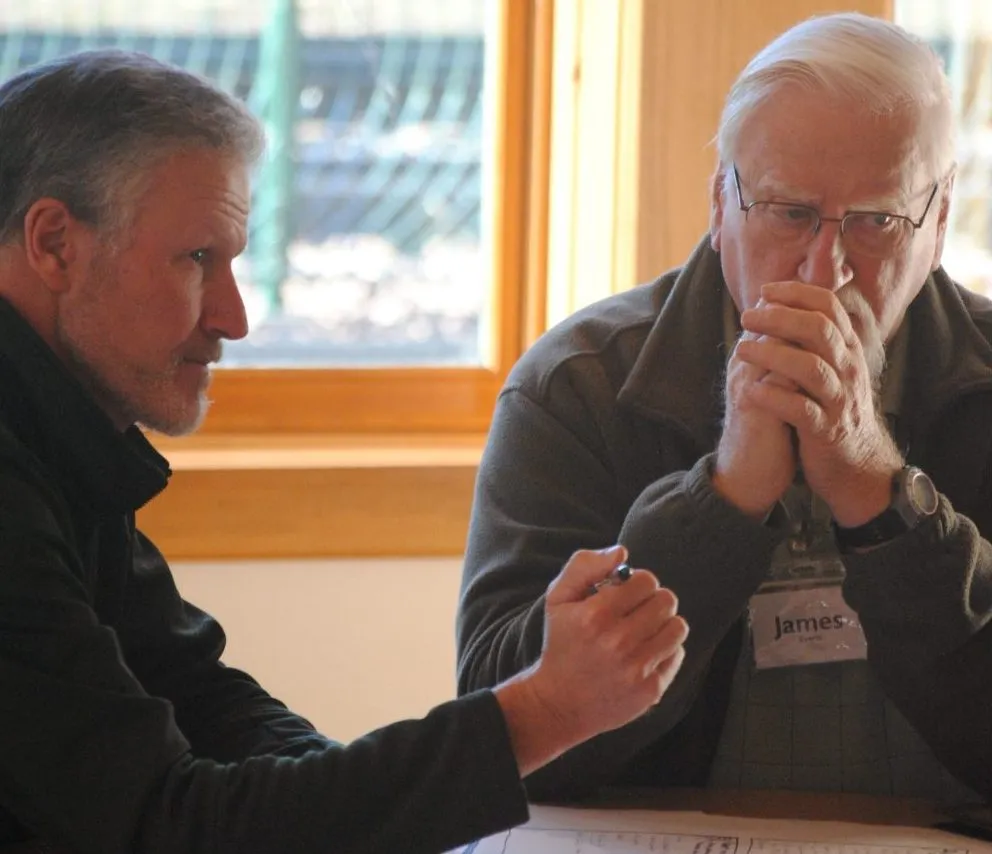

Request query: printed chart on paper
[{"left": 472, "top": 829, "right": 971, "bottom": 854}]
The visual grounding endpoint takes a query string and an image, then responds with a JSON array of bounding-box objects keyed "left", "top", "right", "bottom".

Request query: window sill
[{"left": 137, "top": 434, "right": 485, "bottom": 561}]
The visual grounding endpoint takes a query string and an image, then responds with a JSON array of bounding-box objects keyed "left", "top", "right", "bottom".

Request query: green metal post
[{"left": 250, "top": 0, "right": 301, "bottom": 315}]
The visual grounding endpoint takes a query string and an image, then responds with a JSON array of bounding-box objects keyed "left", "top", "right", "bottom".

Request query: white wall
[{"left": 171, "top": 558, "right": 465, "bottom": 744}]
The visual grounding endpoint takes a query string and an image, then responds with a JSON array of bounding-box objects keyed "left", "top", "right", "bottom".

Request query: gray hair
[
  {"left": 0, "top": 48, "right": 265, "bottom": 245},
  {"left": 716, "top": 13, "right": 955, "bottom": 183}
]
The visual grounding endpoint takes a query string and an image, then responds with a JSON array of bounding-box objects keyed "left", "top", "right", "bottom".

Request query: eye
[
  {"left": 848, "top": 213, "right": 898, "bottom": 233},
  {"left": 190, "top": 248, "right": 209, "bottom": 265},
  {"left": 785, "top": 206, "right": 814, "bottom": 222},
  {"left": 767, "top": 204, "right": 815, "bottom": 226}
]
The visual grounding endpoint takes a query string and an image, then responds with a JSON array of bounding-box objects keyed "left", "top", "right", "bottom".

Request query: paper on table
[{"left": 460, "top": 804, "right": 992, "bottom": 854}]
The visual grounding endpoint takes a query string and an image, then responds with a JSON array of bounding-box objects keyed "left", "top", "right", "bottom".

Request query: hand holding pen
[{"left": 517, "top": 545, "right": 689, "bottom": 748}]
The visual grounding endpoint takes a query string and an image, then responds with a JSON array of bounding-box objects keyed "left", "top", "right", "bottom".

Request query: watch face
[{"left": 906, "top": 468, "right": 939, "bottom": 515}]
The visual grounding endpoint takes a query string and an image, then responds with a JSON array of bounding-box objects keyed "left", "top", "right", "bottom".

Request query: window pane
[
  {"left": 1, "top": 0, "right": 493, "bottom": 366},
  {"left": 897, "top": 0, "right": 992, "bottom": 296}
]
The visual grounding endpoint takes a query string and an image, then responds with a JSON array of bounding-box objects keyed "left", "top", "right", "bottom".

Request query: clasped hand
[{"left": 715, "top": 281, "right": 903, "bottom": 526}]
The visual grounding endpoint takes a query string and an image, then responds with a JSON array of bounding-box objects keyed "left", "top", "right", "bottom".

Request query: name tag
[{"left": 749, "top": 584, "right": 867, "bottom": 669}]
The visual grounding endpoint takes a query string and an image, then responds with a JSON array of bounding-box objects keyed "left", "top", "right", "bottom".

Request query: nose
[
  {"left": 201, "top": 265, "right": 249, "bottom": 342},
  {"left": 797, "top": 220, "right": 854, "bottom": 292}
]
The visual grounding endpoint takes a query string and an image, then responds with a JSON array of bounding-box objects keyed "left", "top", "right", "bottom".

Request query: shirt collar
[{"left": 0, "top": 297, "right": 170, "bottom": 516}]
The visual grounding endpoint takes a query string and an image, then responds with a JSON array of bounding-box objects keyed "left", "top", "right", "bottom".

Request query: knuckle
[
  {"left": 564, "top": 548, "right": 591, "bottom": 569},
  {"left": 818, "top": 313, "right": 840, "bottom": 345},
  {"left": 655, "top": 646, "right": 686, "bottom": 681},
  {"left": 801, "top": 395, "right": 821, "bottom": 425},
  {"left": 657, "top": 617, "right": 689, "bottom": 650},
  {"left": 620, "top": 661, "right": 647, "bottom": 688},
  {"left": 838, "top": 354, "right": 859, "bottom": 383},
  {"left": 629, "top": 569, "right": 659, "bottom": 593},
  {"left": 652, "top": 587, "right": 679, "bottom": 616},
  {"left": 600, "top": 633, "right": 627, "bottom": 659},
  {"left": 604, "top": 625, "right": 645, "bottom": 664},
  {"left": 577, "top": 603, "right": 613, "bottom": 634},
  {"left": 669, "top": 620, "right": 690, "bottom": 648},
  {"left": 813, "top": 357, "right": 832, "bottom": 387},
  {"left": 556, "top": 550, "right": 584, "bottom": 581}
]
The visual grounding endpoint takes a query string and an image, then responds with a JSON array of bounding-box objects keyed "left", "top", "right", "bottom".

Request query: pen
[{"left": 587, "top": 563, "right": 632, "bottom": 596}]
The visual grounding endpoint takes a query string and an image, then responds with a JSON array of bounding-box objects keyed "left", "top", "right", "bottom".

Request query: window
[
  {"left": 896, "top": 1, "right": 992, "bottom": 295},
  {"left": 1, "top": 0, "right": 546, "bottom": 436}
]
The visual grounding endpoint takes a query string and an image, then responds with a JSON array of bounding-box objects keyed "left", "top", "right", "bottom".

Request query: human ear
[
  {"left": 930, "top": 171, "right": 955, "bottom": 273},
  {"left": 21, "top": 198, "right": 89, "bottom": 293},
  {"left": 709, "top": 168, "right": 727, "bottom": 253}
]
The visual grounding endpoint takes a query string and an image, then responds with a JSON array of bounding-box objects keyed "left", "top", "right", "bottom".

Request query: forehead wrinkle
[
  {"left": 174, "top": 184, "right": 249, "bottom": 253},
  {"left": 749, "top": 170, "right": 926, "bottom": 215},
  {"left": 737, "top": 88, "right": 931, "bottom": 216}
]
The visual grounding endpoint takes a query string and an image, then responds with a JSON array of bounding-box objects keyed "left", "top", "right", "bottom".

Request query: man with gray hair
[
  {"left": 0, "top": 50, "right": 691, "bottom": 852},
  {"left": 458, "top": 12, "right": 992, "bottom": 804}
]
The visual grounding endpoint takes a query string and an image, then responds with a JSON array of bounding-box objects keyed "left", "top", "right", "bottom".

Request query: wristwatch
[{"left": 833, "top": 465, "right": 939, "bottom": 552}]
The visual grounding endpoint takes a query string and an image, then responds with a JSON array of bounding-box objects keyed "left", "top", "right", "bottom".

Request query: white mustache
[{"left": 837, "top": 287, "right": 885, "bottom": 383}]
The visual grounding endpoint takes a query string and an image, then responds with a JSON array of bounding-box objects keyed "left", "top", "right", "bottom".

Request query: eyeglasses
[{"left": 733, "top": 164, "right": 939, "bottom": 259}]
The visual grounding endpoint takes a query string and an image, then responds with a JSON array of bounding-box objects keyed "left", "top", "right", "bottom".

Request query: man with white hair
[{"left": 458, "top": 12, "right": 992, "bottom": 803}]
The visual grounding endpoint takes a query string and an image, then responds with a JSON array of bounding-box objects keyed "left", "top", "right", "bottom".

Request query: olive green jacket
[{"left": 458, "top": 240, "right": 992, "bottom": 801}]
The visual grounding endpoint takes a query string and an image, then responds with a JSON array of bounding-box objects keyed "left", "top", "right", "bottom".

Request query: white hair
[{"left": 716, "top": 12, "right": 955, "bottom": 182}]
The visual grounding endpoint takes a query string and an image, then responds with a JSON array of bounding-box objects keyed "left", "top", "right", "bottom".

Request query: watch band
[
  {"left": 833, "top": 506, "right": 909, "bottom": 551},
  {"left": 833, "top": 466, "right": 938, "bottom": 552}
]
